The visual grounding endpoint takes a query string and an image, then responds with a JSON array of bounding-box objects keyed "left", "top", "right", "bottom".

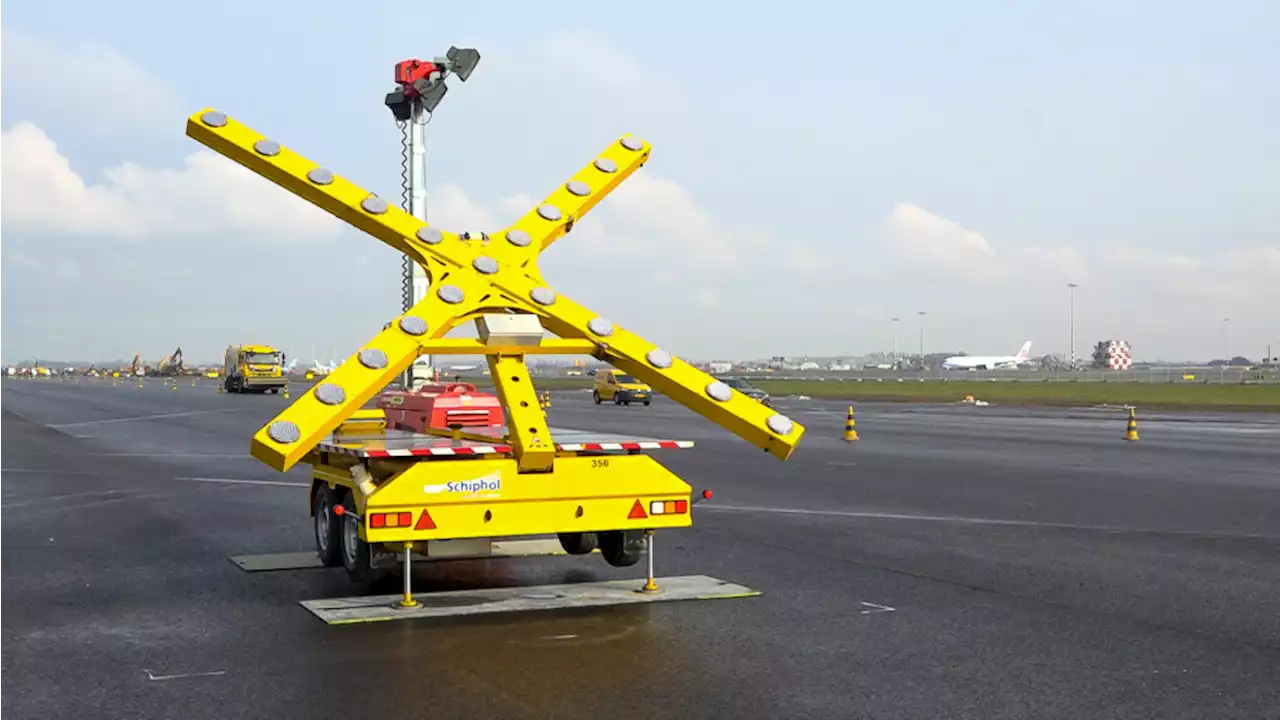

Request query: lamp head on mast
[{"left": 385, "top": 47, "right": 481, "bottom": 121}]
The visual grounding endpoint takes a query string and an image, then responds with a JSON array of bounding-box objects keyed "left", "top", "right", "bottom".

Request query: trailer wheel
[
  {"left": 312, "top": 485, "right": 342, "bottom": 567},
  {"left": 598, "top": 530, "right": 643, "bottom": 567},
  {"left": 338, "top": 489, "right": 375, "bottom": 586},
  {"left": 557, "top": 531, "right": 598, "bottom": 555}
]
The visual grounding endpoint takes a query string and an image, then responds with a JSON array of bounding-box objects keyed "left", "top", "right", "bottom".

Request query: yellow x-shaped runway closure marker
[{"left": 186, "top": 108, "right": 805, "bottom": 472}]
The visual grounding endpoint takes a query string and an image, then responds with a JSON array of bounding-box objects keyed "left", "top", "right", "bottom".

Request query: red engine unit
[
  {"left": 377, "top": 382, "right": 504, "bottom": 434},
  {"left": 394, "top": 59, "right": 440, "bottom": 98}
]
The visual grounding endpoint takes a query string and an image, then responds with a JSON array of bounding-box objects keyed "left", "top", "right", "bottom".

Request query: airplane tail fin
[{"left": 1016, "top": 341, "right": 1032, "bottom": 360}]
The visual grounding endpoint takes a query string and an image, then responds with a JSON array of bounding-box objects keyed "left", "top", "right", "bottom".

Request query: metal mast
[
  {"left": 1068, "top": 282, "right": 1078, "bottom": 369},
  {"left": 385, "top": 47, "right": 481, "bottom": 390}
]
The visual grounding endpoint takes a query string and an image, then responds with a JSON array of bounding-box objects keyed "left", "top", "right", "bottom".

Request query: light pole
[
  {"left": 1220, "top": 317, "right": 1231, "bottom": 383},
  {"left": 1068, "top": 283, "right": 1078, "bottom": 370},
  {"left": 891, "top": 316, "right": 900, "bottom": 365},
  {"left": 384, "top": 47, "right": 481, "bottom": 390},
  {"left": 917, "top": 311, "right": 927, "bottom": 368}
]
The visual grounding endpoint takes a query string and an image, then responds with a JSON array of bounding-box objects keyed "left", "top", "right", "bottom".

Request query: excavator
[
  {"left": 146, "top": 347, "right": 185, "bottom": 377},
  {"left": 118, "top": 354, "right": 142, "bottom": 377}
]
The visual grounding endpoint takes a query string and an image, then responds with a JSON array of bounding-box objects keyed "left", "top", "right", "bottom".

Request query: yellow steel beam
[
  {"left": 492, "top": 135, "right": 651, "bottom": 262},
  {"left": 250, "top": 287, "right": 485, "bottom": 472},
  {"left": 418, "top": 339, "right": 597, "bottom": 355},
  {"left": 185, "top": 108, "right": 805, "bottom": 469},
  {"left": 487, "top": 355, "right": 555, "bottom": 472},
  {"left": 186, "top": 111, "right": 434, "bottom": 267}
]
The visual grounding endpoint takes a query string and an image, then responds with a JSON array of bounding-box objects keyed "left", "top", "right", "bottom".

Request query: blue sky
[{"left": 3, "top": 0, "right": 1278, "bottom": 365}]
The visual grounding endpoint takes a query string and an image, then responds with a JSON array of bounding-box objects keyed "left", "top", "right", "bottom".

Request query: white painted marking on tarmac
[
  {"left": 49, "top": 408, "right": 253, "bottom": 429},
  {"left": 144, "top": 668, "right": 227, "bottom": 682},
  {"left": 702, "top": 504, "right": 1051, "bottom": 526},
  {"left": 860, "top": 602, "right": 896, "bottom": 615},
  {"left": 0, "top": 468, "right": 105, "bottom": 475},
  {"left": 698, "top": 504, "right": 1280, "bottom": 539},
  {"left": 1, "top": 490, "right": 137, "bottom": 509},
  {"left": 173, "top": 476, "right": 308, "bottom": 488}
]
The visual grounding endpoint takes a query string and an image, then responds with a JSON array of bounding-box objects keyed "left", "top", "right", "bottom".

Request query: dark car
[{"left": 717, "top": 376, "right": 770, "bottom": 407}]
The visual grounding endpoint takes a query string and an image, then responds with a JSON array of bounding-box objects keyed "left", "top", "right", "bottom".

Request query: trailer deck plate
[
  {"left": 229, "top": 539, "right": 587, "bottom": 572},
  {"left": 301, "top": 575, "right": 759, "bottom": 625}
]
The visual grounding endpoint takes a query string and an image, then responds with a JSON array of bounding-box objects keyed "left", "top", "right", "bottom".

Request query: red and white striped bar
[
  {"left": 320, "top": 443, "right": 515, "bottom": 459},
  {"left": 558, "top": 440, "right": 694, "bottom": 452},
  {"left": 313, "top": 427, "right": 695, "bottom": 460}
]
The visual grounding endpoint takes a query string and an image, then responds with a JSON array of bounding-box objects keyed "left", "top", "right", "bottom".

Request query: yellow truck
[{"left": 222, "top": 344, "right": 287, "bottom": 394}]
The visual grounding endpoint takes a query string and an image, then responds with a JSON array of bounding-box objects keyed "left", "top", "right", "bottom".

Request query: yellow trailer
[{"left": 185, "top": 106, "right": 807, "bottom": 603}]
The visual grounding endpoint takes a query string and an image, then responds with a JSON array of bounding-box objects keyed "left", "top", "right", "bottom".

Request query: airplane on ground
[
  {"left": 942, "top": 341, "right": 1033, "bottom": 370},
  {"left": 310, "top": 359, "right": 338, "bottom": 375}
]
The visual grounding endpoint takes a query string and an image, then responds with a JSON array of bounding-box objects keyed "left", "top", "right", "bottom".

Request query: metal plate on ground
[
  {"left": 228, "top": 538, "right": 590, "bottom": 572},
  {"left": 230, "top": 552, "right": 325, "bottom": 572},
  {"left": 301, "top": 575, "right": 759, "bottom": 625}
]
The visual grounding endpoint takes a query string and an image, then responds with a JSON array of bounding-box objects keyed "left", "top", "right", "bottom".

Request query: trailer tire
[
  {"left": 338, "top": 489, "right": 376, "bottom": 587},
  {"left": 598, "top": 530, "right": 643, "bottom": 567},
  {"left": 557, "top": 531, "right": 598, "bottom": 555},
  {"left": 312, "top": 485, "right": 342, "bottom": 567}
]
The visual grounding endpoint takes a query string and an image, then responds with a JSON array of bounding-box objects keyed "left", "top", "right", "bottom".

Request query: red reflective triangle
[
  {"left": 627, "top": 500, "right": 647, "bottom": 520},
  {"left": 415, "top": 509, "right": 437, "bottom": 530}
]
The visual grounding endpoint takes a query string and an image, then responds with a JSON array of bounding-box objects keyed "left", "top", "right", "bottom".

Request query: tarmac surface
[{"left": 3, "top": 376, "right": 1279, "bottom": 719}]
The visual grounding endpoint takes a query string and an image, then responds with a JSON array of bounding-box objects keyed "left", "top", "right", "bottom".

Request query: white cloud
[
  {"left": 883, "top": 202, "right": 995, "bottom": 272},
  {"left": 0, "top": 118, "right": 754, "bottom": 279},
  {"left": 1104, "top": 246, "right": 1200, "bottom": 273},
  {"left": 6, "top": 250, "right": 40, "bottom": 270},
  {"left": 571, "top": 173, "right": 759, "bottom": 270},
  {"left": 696, "top": 288, "right": 723, "bottom": 309},
  {"left": 882, "top": 202, "right": 1085, "bottom": 284},
  {"left": 0, "top": 28, "right": 181, "bottom": 134},
  {"left": 1101, "top": 244, "right": 1280, "bottom": 302},
  {"left": 425, "top": 184, "right": 502, "bottom": 234},
  {"left": 1, "top": 122, "right": 345, "bottom": 242},
  {"left": 1227, "top": 247, "right": 1280, "bottom": 282},
  {"left": 537, "top": 30, "right": 648, "bottom": 92},
  {"left": 786, "top": 245, "right": 823, "bottom": 272}
]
